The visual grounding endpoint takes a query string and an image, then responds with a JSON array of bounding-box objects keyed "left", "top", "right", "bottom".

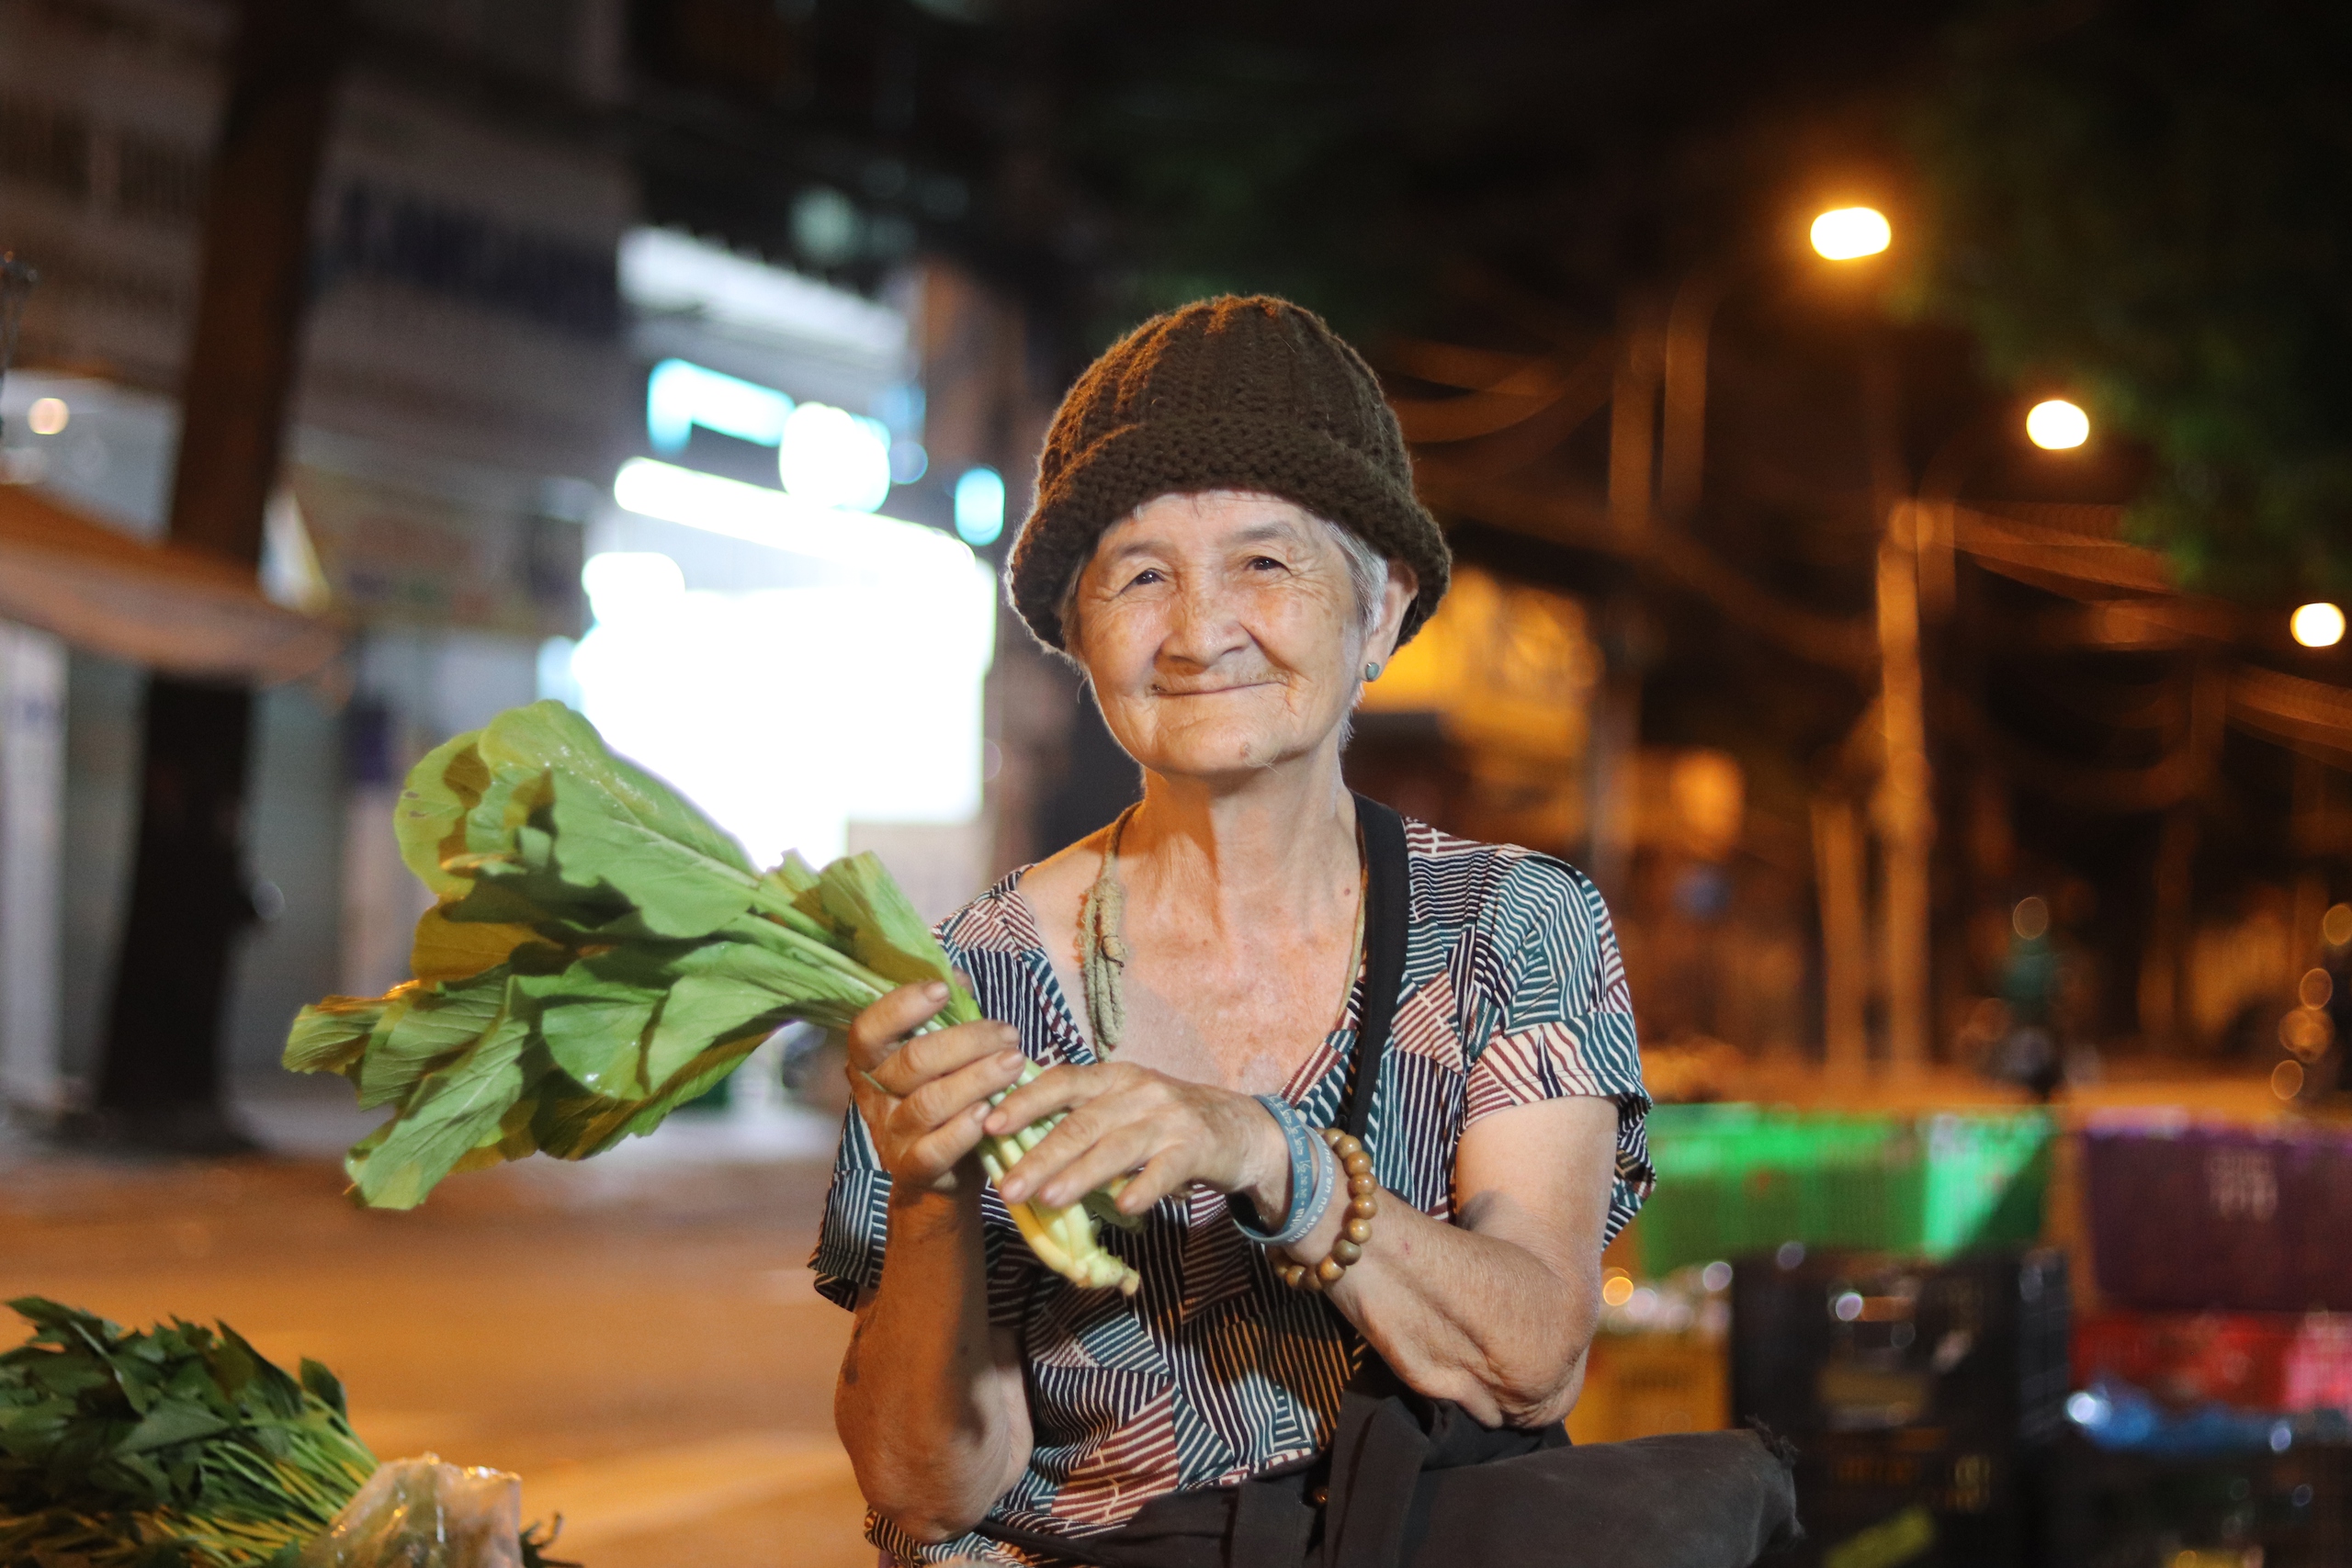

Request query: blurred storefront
[
  {"left": 0, "top": 0, "right": 630, "bottom": 1110},
  {"left": 0, "top": 0, "right": 1012, "bottom": 1117}
]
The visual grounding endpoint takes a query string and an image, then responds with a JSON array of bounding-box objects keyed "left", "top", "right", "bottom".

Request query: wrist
[
  {"left": 1237, "top": 1099, "right": 1295, "bottom": 1220},
  {"left": 888, "top": 1173, "right": 981, "bottom": 1234}
]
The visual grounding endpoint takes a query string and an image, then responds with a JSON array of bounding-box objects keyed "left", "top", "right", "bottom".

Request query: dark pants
[{"left": 982, "top": 1374, "right": 1800, "bottom": 1568}]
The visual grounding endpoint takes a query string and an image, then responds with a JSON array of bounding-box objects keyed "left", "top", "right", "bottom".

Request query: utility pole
[
  {"left": 93, "top": 0, "right": 347, "bottom": 1146},
  {"left": 1860, "top": 330, "right": 1932, "bottom": 1077},
  {"left": 1876, "top": 502, "right": 1934, "bottom": 1075},
  {"left": 1589, "top": 302, "right": 1663, "bottom": 899}
]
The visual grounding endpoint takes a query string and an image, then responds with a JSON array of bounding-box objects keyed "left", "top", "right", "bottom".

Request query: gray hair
[{"left": 1054, "top": 515, "right": 1390, "bottom": 667}]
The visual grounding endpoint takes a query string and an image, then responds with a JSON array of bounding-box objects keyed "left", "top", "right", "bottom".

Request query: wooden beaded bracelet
[{"left": 1276, "top": 1129, "right": 1377, "bottom": 1292}]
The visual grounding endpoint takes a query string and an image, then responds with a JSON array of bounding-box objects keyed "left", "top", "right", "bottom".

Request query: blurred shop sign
[
  {"left": 290, "top": 466, "right": 583, "bottom": 639},
  {"left": 1359, "top": 564, "right": 1599, "bottom": 761},
  {"left": 320, "top": 179, "right": 620, "bottom": 340}
]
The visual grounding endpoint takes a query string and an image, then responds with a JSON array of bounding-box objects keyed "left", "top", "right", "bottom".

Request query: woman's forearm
[
  {"left": 834, "top": 1184, "right": 1032, "bottom": 1540},
  {"left": 1322, "top": 1194, "right": 1599, "bottom": 1426}
]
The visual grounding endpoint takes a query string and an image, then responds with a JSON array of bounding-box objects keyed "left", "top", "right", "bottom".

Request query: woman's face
[{"left": 1070, "top": 490, "right": 1412, "bottom": 784}]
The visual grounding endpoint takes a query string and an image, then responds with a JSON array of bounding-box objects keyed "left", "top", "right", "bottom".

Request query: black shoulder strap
[{"left": 1342, "top": 794, "right": 1410, "bottom": 1142}]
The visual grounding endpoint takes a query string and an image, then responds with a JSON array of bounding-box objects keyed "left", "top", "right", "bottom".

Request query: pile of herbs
[
  {"left": 0, "top": 1297, "right": 373, "bottom": 1568},
  {"left": 285, "top": 702, "right": 1136, "bottom": 1291}
]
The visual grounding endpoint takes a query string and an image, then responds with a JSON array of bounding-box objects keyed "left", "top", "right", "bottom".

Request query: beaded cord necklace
[{"left": 1076, "top": 803, "right": 1369, "bottom": 1060}]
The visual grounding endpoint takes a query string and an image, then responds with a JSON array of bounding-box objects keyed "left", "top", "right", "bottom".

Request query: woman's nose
[{"left": 1161, "top": 579, "right": 1250, "bottom": 665}]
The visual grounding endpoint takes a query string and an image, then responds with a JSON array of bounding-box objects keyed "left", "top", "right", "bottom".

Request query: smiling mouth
[{"left": 1152, "top": 680, "right": 1277, "bottom": 697}]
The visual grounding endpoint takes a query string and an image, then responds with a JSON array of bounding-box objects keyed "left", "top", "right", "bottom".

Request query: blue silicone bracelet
[{"left": 1232, "top": 1094, "right": 1336, "bottom": 1247}]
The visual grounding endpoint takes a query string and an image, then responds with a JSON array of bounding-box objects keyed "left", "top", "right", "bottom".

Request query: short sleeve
[
  {"left": 1462, "top": 853, "right": 1654, "bottom": 1240},
  {"left": 808, "top": 932, "right": 1049, "bottom": 1325},
  {"left": 810, "top": 1107, "right": 890, "bottom": 1310},
  {"left": 809, "top": 1115, "right": 1042, "bottom": 1325}
]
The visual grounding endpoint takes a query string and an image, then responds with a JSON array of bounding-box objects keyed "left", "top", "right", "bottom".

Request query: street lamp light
[
  {"left": 2025, "top": 399, "right": 2090, "bottom": 451},
  {"left": 1810, "top": 206, "right": 1892, "bottom": 262},
  {"left": 2291, "top": 603, "right": 2346, "bottom": 649}
]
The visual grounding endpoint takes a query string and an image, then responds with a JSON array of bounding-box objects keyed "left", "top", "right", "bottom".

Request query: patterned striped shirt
[{"left": 811, "top": 821, "right": 1652, "bottom": 1565}]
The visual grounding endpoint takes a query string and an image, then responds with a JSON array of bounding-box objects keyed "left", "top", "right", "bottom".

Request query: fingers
[
  {"left": 1114, "top": 1147, "right": 1198, "bottom": 1215},
  {"left": 870, "top": 1019, "right": 1020, "bottom": 1100},
  {"left": 900, "top": 1048, "right": 1029, "bottom": 1140},
  {"left": 1026, "top": 1121, "right": 1164, "bottom": 1210},
  {"left": 846, "top": 982, "right": 954, "bottom": 1072},
  {"left": 997, "top": 1093, "right": 1157, "bottom": 1206},
  {"left": 983, "top": 1063, "right": 1111, "bottom": 1136},
  {"left": 892, "top": 1095, "right": 996, "bottom": 1187}
]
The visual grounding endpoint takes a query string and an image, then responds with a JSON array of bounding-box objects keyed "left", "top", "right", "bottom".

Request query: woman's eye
[
  {"left": 1247, "top": 556, "right": 1285, "bottom": 572},
  {"left": 1125, "top": 568, "right": 1164, "bottom": 590}
]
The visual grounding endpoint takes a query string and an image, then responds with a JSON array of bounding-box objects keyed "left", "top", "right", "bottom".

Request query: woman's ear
[{"left": 1373, "top": 560, "right": 1419, "bottom": 665}]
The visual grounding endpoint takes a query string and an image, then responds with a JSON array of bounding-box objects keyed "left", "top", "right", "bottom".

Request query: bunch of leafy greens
[
  {"left": 0, "top": 1298, "right": 375, "bottom": 1568},
  {"left": 284, "top": 702, "right": 1136, "bottom": 1292}
]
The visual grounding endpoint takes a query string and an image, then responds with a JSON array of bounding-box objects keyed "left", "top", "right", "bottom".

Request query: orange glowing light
[
  {"left": 2291, "top": 603, "right": 2346, "bottom": 649},
  {"left": 1810, "top": 207, "right": 1891, "bottom": 261},
  {"left": 2026, "top": 400, "right": 2090, "bottom": 450}
]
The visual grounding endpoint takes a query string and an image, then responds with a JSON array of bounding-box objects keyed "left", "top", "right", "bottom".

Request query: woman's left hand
[{"left": 982, "top": 1064, "right": 1288, "bottom": 1219}]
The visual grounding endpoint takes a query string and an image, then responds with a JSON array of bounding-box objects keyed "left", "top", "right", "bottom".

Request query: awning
[{"left": 0, "top": 483, "right": 343, "bottom": 683}]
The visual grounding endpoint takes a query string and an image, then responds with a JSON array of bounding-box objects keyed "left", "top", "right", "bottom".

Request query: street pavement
[{"left": 0, "top": 1123, "right": 876, "bottom": 1568}]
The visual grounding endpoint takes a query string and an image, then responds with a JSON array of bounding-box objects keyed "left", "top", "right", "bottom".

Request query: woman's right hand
[{"left": 846, "top": 981, "right": 1032, "bottom": 1194}]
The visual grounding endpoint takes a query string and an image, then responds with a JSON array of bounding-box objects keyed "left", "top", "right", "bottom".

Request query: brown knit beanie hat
[{"left": 1005, "top": 295, "right": 1450, "bottom": 652}]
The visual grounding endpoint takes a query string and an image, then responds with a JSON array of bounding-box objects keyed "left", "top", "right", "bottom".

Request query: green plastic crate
[{"left": 1634, "top": 1105, "right": 2052, "bottom": 1274}]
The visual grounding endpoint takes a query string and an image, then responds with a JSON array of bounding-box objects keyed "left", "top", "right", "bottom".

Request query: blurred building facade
[
  {"left": 0, "top": 0, "right": 1045, "bottom": 1119},
  {"left": 0, "top": 0, "right": 631, "bottom": 1111}
]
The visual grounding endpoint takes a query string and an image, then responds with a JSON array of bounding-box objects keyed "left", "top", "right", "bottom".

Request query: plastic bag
[{"left": 300, "top": 1454, "right": 524, "bottom": 1568}]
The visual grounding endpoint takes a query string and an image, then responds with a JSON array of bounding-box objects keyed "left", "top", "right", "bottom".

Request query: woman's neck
[{"left": 1121, "top": 745, "right": 1361, "bottom": 937}]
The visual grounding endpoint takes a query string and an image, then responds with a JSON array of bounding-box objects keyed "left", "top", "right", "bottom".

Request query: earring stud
[{"left": 1363, "top": 661, "right": 1382, "bottom": 682}]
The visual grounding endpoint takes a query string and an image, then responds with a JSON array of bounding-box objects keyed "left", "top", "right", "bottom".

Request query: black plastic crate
[
  {"left": 1733, "top": 1247, "right": 2070, "bottom": 1445},
  {"left": 2041, "top": 1432, "right": 2350, "bottom": 1568},
  {"left": 1788, "top": 1428, "right": 2033, "bottom": 1568}
]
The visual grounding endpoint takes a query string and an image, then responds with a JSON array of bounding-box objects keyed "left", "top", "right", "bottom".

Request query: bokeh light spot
[
  {"left": 2291, "top": 602, "right": 2346, "bottom": 649},
  {"left": 2025, "top": 400, "right": 2089, "bottom": 450},
  {"left": 2273, "top": 1059, "right": 2306, "bottom": 1100},
  {"left": 2012, "top": 896, "right": 2051, "bottom": 941},
  {"left": 1810, "top": 207, "right": 1890, "bottom": 260}
]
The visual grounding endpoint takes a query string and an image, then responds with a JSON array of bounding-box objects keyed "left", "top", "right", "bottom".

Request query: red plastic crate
[
  {"left": 2082, "top": 1117, "right": 2352, "bottom": 1312},
  {"left": 2075, "top": 1309, "right": 2352, "bottom": 1415}
]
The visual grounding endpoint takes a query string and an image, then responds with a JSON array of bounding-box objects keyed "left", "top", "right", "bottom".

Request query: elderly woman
[{"left": 814, "top": 299, "right": 1753, "bottom": 1568}]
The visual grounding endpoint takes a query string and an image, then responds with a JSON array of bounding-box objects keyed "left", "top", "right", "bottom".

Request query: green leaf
[
  {"left": 641, "top": 965, "right": 791, "bottom": 1089},
  {"left": 526, "top": 1068, "right": 644, "bottom": 1161},
  {"left": 117, "top": 1401, "right": 229, "bottom": 1456},
  {"left": 522, "top": 964, "right": 662, "bottom": 1098},
  {"left": 464, "top": 758, "right": 556, "bottom": 861},
  {"left": 481, "top": 702, "right": 752, "bottom": 874},
  {"left": 281, "top": 994, "right": 391, "bottom": 1077},
  {"left": 355, "top": 975, "right": 507, "bottom": 1112},
  {"left": 393, "top": 732, "right": 489, "bottom": 898},
  {"left": 819, "top": 852, "right": 981, "bottom": 1023},
  {"left": 439, "top": 858, "right": 630, "bottom": 938},
  {"left": 347, "top": 998, "right": 531, "bottom": 1210},
  {"left": 448, "top": 702, "right": 763, "bottom": 939},
  {"left": 297, "top": 1359, "right": 346, "bottom": 1418},
  {"left": 546, "top": 779, "right": 760, "bottom": 938},
  {"left": 477, "top": 702, "right": 762, "bottom": 937},
  {"left": 408, "top": 907, "right": 545, "bottom": 984}
]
